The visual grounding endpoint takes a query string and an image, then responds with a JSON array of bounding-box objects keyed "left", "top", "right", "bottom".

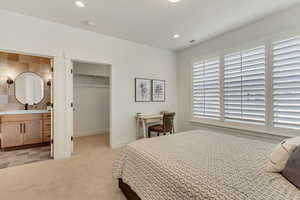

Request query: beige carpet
[{"left": 0, "top": 134, "right": 126, "bottom": 200}]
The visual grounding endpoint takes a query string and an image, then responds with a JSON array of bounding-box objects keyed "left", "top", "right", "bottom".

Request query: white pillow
[{"left": 266, "top": 137, "right": 300, "bottom": 173}]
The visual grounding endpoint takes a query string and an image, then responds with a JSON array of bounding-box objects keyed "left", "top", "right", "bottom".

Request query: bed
[{"left": 113, "top": 130, "right": 300, "bottom": 200}]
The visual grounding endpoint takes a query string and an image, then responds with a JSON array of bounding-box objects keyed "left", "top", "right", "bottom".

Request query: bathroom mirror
[{"left": 15, "top": 72, "right": 44, "bottom": 105}]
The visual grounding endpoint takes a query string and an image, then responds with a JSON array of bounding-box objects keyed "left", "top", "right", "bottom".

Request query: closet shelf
[{"left": 74, "top": 84, "right": 110, "bottom": 88}]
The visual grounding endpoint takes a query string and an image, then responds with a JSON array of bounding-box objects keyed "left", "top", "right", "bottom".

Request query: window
[
  {"left": 192, "top": 57, "right": 220, "bottom": 119},
  {"left": 191, "top": 34, "right": 300, "bottom": 134},
  {"left": 224, "top": 46, "right": 266, "bottom": 125},
  {"left": 273, "top": 36, "right": 300, "bottom": 129}
]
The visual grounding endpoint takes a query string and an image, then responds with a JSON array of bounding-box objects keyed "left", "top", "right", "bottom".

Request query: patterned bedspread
[{"left": 113, "top": 130, "right": 300, "bottom": 200}]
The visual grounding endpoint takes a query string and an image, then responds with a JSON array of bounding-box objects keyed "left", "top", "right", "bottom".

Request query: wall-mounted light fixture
[
  {"left": 47, "top": 75, "right": 52, "bottom": 87},
  {"left": 6, "top": 76, "right": 14, "bottom": 87},
  {"left": 47, "top": 79, "right": 51, "bottom": 87}
]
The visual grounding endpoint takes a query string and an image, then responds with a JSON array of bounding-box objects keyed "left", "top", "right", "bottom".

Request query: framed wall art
[
  {"left": 152, "top": 79, "right": 165, "bottom": 102},
  {"left": 135, "top": 78, "right": 152, "bottom": 102}
]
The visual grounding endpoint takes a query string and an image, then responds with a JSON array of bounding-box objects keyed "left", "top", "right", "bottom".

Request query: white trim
[
  {"left": 190, "top": 119, "right": 298, "bottom": 138},
  {"left": 69, "top": 57, "right": 113, "bottom": 150},
  {"left": 265, "top": 40, "right": 273, "bottom": 129},
  {"left": 74, "top": 130, "right": 109, "bottom": 137},
  {"left": 219, "top": 54, "right": 225, "bottom": 121},
  {"left": 189, "top": 59, "right": 194, "bottom": 122},
  {"left": 53, "top": 56, "right": 70, "bottom": 160},
  {"left": 50, "top": 59, "right": 54, "bottom": 158},
  {"left": 191, "top": 57, "right": 221, "bottom": 119},
  {"left": 65, "top": 58, "right": 74, "bottom": 154}
]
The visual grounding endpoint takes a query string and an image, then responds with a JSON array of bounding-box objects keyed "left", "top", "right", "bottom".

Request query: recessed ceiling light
[
  {"left": 168, "top": 0, "right": 181, "bottom": 3},
  {"left": 75, "top": 1, "right": 85, "bottom": 8},
  {"left": 173, "top": 34, "right": 180, "bottom": 38}
]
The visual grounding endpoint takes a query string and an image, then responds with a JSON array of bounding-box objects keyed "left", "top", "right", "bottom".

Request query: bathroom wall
[{"left": 0, "top": 51, "right": 51, "bottom": 111}]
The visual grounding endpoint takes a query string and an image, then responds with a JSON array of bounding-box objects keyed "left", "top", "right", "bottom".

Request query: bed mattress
[{"left": 113, "top": 130, "right": 300, "bottom": 200}]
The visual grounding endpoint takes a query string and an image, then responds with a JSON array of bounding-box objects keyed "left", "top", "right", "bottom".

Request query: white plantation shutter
[
  {"left": 192, "top": 57, "right": 220, "bottom": 119},
  {"left": 273, "top": 36, "right": 300, "bottom": 129},
  {"left": 224, "top": 46, "right": 266, "bottom": 125}
]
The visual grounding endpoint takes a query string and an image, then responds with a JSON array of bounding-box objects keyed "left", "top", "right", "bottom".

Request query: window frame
[
  {"left": 190, "top": 35, "right": 300, "bottom": 138},
  {"left": 223, "top": 45, "right": 267, "bottom": 125},
  {"left": 190, "top": 53, "right": 222, "bottom": 125},
  {"left": 271, "top": 35, "right": 300, "bottom": 130},
  {"left": 191, "top": 57, "right": 221, "bottom": 120}
]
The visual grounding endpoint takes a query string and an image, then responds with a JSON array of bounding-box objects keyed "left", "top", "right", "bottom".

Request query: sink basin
[{"left": 0, "top": 110, "right": 49, "bottom": 115}]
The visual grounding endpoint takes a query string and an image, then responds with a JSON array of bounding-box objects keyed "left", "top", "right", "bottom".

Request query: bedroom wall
[
  {"left": 0, "top": 9, "right": 178, "bottom": 158},
  {"left": 177, "top": 5, "right": 300, "bottom": 140}
]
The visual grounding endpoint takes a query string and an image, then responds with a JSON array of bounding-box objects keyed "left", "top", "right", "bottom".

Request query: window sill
[{"left": 190, "top": 118, "right": 299, "bottom": 139}]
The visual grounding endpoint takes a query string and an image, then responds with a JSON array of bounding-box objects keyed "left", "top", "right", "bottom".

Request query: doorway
[
  {"left": 0, "top": 51, "right": 54, "bottom": 169},
  {"left": 71, "top": 61, "right": 111, "bottom": 153}
]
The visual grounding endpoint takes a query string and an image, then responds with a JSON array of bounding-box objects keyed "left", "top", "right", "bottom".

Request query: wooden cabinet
[
  {"left": 1, "top": 121, "right": 23, "bottom": 148},
  {"left": 1, "top": 113, "right": 50, "bottom": 148},
  {"left": 23, "top": 120, "right": 43, "bottom": 145},
  {"left": 43, "top": 113, "right": 51, "bottom": 143}
]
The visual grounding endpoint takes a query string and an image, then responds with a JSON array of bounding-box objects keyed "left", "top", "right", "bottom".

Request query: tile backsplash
[{"left": 0, "top": 52, "right": 51, "bottom": 111}]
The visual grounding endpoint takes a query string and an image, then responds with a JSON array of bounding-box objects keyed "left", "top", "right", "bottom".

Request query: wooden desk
[{"left": 136, "top": 114, "right": 163, "bottom": 139}]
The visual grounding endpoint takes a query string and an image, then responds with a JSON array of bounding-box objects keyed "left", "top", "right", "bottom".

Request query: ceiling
[{"left": 0, "top": 0, "right": 300, "bottom": 51}]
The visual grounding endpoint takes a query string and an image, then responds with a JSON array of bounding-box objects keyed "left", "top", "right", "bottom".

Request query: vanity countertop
[{"left": 0, "top": 110, "right": 50, "bottom": 115}]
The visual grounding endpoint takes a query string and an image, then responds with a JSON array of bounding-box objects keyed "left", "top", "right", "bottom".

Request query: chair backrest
[{"left": 163, "top": 112, "right": 175, "bottom": 132}]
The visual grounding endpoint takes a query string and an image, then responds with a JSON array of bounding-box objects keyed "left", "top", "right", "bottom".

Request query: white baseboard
[
  {"left": 54, "top": 152, "right": 70, "bottom": 160},
  {"left": 74, "top": 129, "right": 109, "bottom": 137}
]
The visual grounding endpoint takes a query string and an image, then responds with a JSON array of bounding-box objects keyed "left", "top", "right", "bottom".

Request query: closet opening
[{"left": 72, "top": 61, "right": 111, "bottom": 154}]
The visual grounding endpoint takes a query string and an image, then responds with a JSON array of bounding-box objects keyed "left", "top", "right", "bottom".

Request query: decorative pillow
[
  {"left": 266, "top": 137, "right": 300, "bottom": 173},
  {"left": 282, "top": 146, "right": 300, "bottom": 189}
]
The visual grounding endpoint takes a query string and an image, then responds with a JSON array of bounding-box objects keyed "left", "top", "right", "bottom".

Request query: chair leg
[
  {"left": 148, "top": 129, "right": 151, "bottom": 138},
  {"left": 157, "top": 132, "right": 159, "bottom": 137}
]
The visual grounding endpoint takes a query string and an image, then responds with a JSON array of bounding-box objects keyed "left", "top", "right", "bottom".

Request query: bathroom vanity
[
  {"left": 0, "top": 110, "right": 51, "bottom": 149},
  {"left": 0, "top": 71, "right": 52, "bottom": 150}
]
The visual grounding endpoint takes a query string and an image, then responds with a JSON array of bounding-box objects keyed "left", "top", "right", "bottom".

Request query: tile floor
[{"left": 0, "top": 145, "right": 51, "bottom": 169}]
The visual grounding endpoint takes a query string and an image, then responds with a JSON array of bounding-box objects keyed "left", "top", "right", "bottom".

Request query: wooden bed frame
[{"left": 119, "top": 179, "right": 141, "bottom": 200}]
